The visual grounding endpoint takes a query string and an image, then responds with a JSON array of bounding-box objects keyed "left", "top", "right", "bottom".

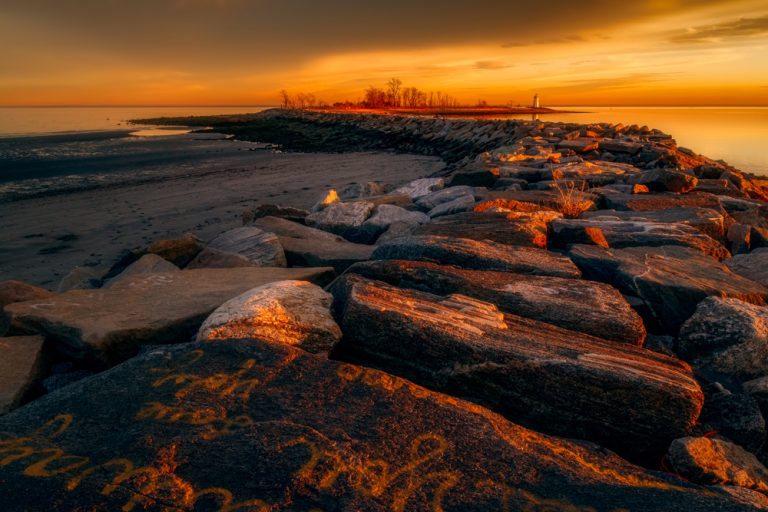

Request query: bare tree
[
  {"left": 279, "top": 89, "right": 292, "bottom": 109},
  {"left": 386, "top": 78, "right": 403, "bottom": 108}
]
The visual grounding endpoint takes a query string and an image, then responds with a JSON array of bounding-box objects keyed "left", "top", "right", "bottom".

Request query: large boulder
[
  {"left": 582, "top": 207, "right": 727, "bottom": 242},
  {"left": 203, "top": 227, "right": 287, "bottom": 267},
  {"left": 103, "top": 254, "right": 180, "bottom": 288},
  {"left": 253, "top": 216, "right": 374, "bottom": 272},
  {"left": 668, "top": 437, "right": 768, "bottom": 494},
  {"left": 197, "top": 280, "right": 341, "bottom": 354},
  {"left": 414, "top": 185, "right": 474, "bottom": 210},
  {"left": 146, "top": 233, "right": 204, "bottom": 268},
  {"left": 391, "top": 177, "right": 444, "bottom": 200},
  {"left": 601, "top": 191, "right": 722, "bottom": 212},
  {"left": 331, "top": 275, "right": 703, "bottom": 463},
  {"left": 726, "top": 249, "right": 768, "bottom": 287},
  {"left": 549, "top": 218, "right": 730, "bottom": 260},
  {"left": 414, "top": 211, "right": 560, "bottom": 248},
  {"left": 0, "top": 340, "right": 749, "bottom": 511},
  {"left": 345, "top": 259, "right": 645, "bottom": 344},
  {"left": 679, "top": 297, "right": 768, "bottom": 381},
  {"left": 426, "top": 193, "right": 476, "bottom": 218},
  {"left": 372, "top": 235, "right": 581, "bottom": 278},
  {"left": 569, "top": 245, "right": 768, "bottom": 333},
  {"left": 628, "top": 168, "right": 699, "bottom": 193},
  {"left": 0, "top": 281, "right": 54, "bottom": 336},
  {"left": 4, "top": 267, "right": 334, "bottom": 368},
  {"left": 305, "top": 201, "right": 375, "bottom": 242},
  {"left": 358, "top": 204, "right": 428, "bottom": 244},
  {"left": 0, "top": 336, "right": 46, "bottom": 414},
  {"left": 699, "top": 392, "right": 766, "bottom": 454}
]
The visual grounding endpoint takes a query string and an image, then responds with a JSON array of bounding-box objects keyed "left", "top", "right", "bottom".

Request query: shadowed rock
[
  {"left": 305, "top": 201, "right": 375, "bottom": 242},
  {"left": 427, "top": 193, "right": 475, "bottom": 218},
  {"left": 0, "top": 335, "right": 46, "bottom": 414},
  {"left": 726, "top": 249, "right": 768, "bottom": 287},
  {"left": 331, "top": 275, "right": 703, "bottom": 463},
  {"left": 549, "top": 218, "right": 730, "bottom": 260},
  {"left": 699, "top": 392, "right": 766, "bottom": 454},
  {"left": 147, "top": 233, "right": 204, "bottom": 268},
  {"left": 415, "top": 185, "right": 474, "bottom": 210},
  {"left": 205, "top": 227, "right": 287, "bottom": 268},
  {"left": 104, "top": 254, "right": 180, "bottom": 287},
  {"left": 253, "top": 216, "right": 374, "bottom": 272},
  {"left": 5, "top": 267, "right": 334, "bottom": 367},
  {"left": 345, "top": 259, "right": 645, "bottom": 344},
  {"left": 601, "top": 191, "right": 722, "bottom": 212},
  {"left": 372, "top": 235, "right": 581, "bottom": 278},
  {"left": 358, "top": 204, "right": 428, "bottom": 244},
  {"left": 0, "top": 340, "right": 753, "bottom": 511},
  {"left": 0, "top": 281, "right": 54, "bottom": 336},
  {"left": 679, "top": 297, "right": 768, "bottom": 381},
  {"left": 569, "top": 245, "right": 768, "bottom": 333},
  {"left": 414, "top": 211, "right": 560, "bottom": 248},
  {"left": 242, "top": 204, "right": 309, "bottom": 225},
  {"left": 668, "top": 437, "right": 768, "bottom": 494},
  {"left": 197, "top": 280, "right": 341, "bottom": 353},
  {"left": 391, "top": 177, "right": 444, "bottom": 200},
  {"left": 628, "top": 169, "right": 699, "bottom": 193}
]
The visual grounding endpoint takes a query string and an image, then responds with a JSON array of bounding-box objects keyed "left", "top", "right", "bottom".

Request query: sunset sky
[{"left": 1, "top": 0, "right": 767, "bottom": 106}]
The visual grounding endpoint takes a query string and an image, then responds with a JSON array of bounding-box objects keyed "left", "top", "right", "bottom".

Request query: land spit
[{"left": 1, "top": 109, "right": 768, "bottom": 510}]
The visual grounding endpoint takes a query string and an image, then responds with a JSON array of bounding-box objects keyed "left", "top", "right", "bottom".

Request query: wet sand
[{"left": 0, "top": 134, "right": 444, "bottom": 287}]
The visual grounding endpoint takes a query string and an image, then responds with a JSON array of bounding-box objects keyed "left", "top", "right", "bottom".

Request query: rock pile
[{"left": 2, "top": 111, "right": 768, "bottom": 510}]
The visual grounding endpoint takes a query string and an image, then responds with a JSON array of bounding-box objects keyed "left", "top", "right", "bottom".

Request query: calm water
[{"left": 0, "top": 106, "right": 765, "bottom": 175}]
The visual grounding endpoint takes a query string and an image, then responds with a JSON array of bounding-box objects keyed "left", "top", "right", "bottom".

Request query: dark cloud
[
  {"left": 0, "top": 0, "right": 732, "bottom": 72},
  {"left": 474, "top": 60, "right": 513, "bottom": 70},
  {"left": 670, "top": 15, "right": 768, "bottom": 43}
]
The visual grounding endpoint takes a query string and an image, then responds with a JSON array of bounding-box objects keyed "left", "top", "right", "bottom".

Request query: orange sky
[{"left": 1, "top": 0, "right": 767, "bottom": 106}]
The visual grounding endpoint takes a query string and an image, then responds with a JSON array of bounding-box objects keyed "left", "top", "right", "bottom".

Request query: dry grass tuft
[{"left": 551, "top": 168, "right": 594, "bottom": 219}]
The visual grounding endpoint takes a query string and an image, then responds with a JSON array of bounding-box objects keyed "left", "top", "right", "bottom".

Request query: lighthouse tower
[{"left": 532, "top": 94, "right": 540, "bottom": 108}]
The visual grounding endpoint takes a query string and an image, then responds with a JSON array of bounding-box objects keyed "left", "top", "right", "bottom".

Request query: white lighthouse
[{"left": 532, "top": 94, "right": 540, "bottom": 108}]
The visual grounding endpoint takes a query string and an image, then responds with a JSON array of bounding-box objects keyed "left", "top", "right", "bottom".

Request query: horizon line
[{"left": 1, "top": 104, "right": 768, "bottom": 109}]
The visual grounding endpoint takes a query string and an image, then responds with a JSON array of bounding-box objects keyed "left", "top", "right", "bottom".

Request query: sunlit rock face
[
  {"left": 197, "top": 280, "right": 341, "bottom": 354},
  {"left": 344, "top": 259, "right": 646, "bottom": 345},
  {"left": 372, "top": 235, "right": 581, "bottom": 278},
  {"left": 4, "top": 267, "right": 334, "bottom": 367},
  {"left": 568, "top": 244, "right": 768, "bottom": 334},
  {"left": 0, "top": 339, "right": 753, "bottom": 511},
  {"left": 330, "top": 274, "right": 703, "bottom": 463},
  {"left": 668, "top": 436, "right": 768, "bottom": 494}
]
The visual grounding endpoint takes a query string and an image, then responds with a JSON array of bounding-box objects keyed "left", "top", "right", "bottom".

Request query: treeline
[{"left": 279, "top": 78, "right": 482, "bottom": 110}]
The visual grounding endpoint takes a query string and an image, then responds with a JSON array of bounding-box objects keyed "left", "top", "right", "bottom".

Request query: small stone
[
  {"left": 147, "top": 233, "right": 204, "bottom": 268},
  {"left": 57, "top": 267, "right": 103, "bottom": 292},
  {"left": 358, "top": 205, "right": 428, "bottom": 244},
  {"left": 310, "top": 189, "right": 340, "bottom": 212},
  {"left": 427, "top": 194, "right": 475, "bottom": 218},
  {"left": 391, "top": 177, "right": 445, "bottom": 200},
  {"left": 0, "top": 281, "right": 54, "bottom": 336}
]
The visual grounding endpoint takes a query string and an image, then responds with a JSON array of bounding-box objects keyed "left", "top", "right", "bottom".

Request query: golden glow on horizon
[{"left": 1, "top": 0, "right": 766, "bottom": 106}]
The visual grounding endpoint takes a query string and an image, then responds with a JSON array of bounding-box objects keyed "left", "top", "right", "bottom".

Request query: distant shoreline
[{"left": 311, "top": 106, "right": 582, "bottom": 117}]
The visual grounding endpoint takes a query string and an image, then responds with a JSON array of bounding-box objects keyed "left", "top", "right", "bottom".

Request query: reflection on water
[
  {"left": 494, "top": 107, "right": 768, "bottom": 176},
  {"left": 129, "top": 128, "right": 192, "bottom": 137}
]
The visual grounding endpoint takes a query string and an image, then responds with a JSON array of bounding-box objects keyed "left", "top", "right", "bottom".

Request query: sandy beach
[{"left": 0, "top": 133, "right": 443, "bottom": 286}]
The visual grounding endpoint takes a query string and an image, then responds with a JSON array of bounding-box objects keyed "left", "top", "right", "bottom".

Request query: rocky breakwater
[{"left": 2, "top": 113, "right": 768, "bottom": 509}]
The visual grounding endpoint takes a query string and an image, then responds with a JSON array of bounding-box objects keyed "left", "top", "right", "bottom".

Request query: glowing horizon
[{"left": 2, "top": 0, "right": 767, "bottom": 107}]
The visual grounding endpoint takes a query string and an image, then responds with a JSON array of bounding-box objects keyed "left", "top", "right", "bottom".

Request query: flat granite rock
[
  {"left": 601, "top": 191, "right": 723, "bottom": 212},
  {"left": 569, "top": 244, "right": 768, "bottom": 333},
  {"left": 726, "top": 248, "right": 768, "bottom": 287},
  {"left": 0, "top": 335, "right": 46, "bottom": 414},
  {"left": 372, "top": 235, "right": 581, "bottom": 278},
  {"left": 206, "top": 227, "right": 287, "bottom": 267},
  {"left": 330, "top": 275, "right": 703, "bottom": 463},
  {"left": 253, "top": 216, "right": 374, "bottom": 272},
  {"left": 345, "top": 259, "right": 645, "bottom": 344},
  {"left": 582, "top": 207, "right": 727, "bottom": 242},
  {"left": 5, "top": 267, "right": 334, "bottom": 367},
  {"left": 0, "top": 340, "right": 752, "bottom": 511},
  {"left": 549, "top": 218, "right": 730, "bottom": 260},
  {"left": 305, "top": 201, "right": 375, "bottom": 242},
  {"left": 679, "top": 297, "right": 768, "bottom": 381},
  {"left": 413, "top": 211, "right": 561, "bottom": 248}
]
